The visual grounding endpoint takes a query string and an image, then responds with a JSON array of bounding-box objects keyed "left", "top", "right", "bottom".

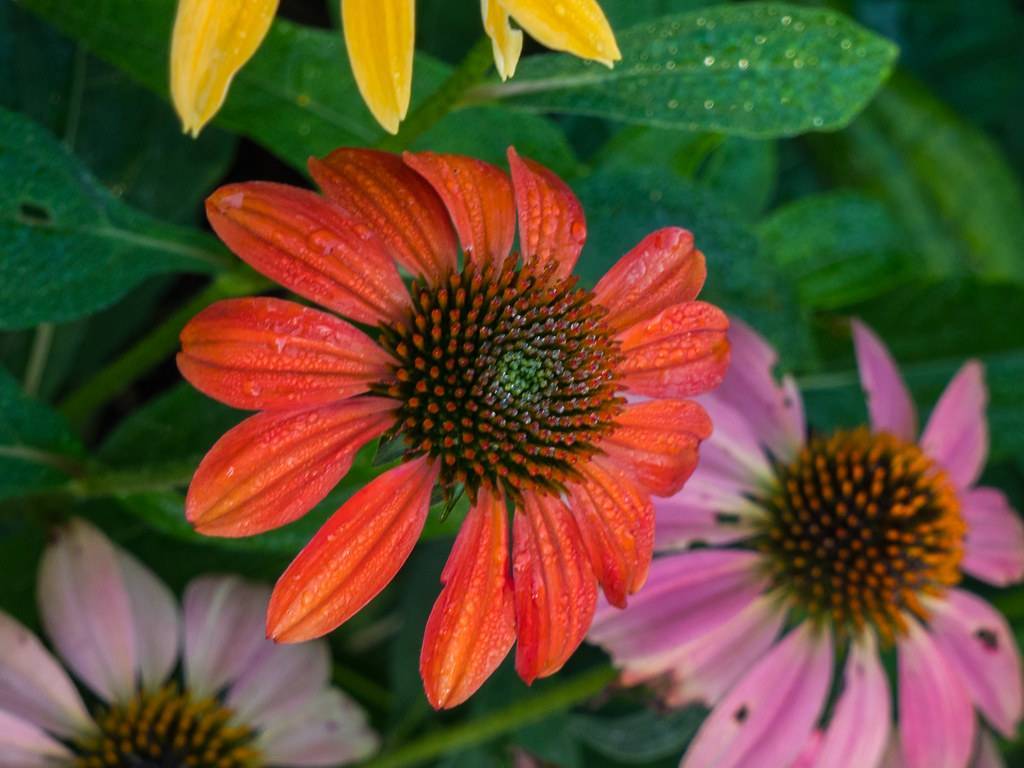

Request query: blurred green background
[{"left": 2, "top": 0, "right": 1023, "bottom": 765}]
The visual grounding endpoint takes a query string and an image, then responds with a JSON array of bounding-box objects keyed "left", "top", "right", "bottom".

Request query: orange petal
[
  {"left": 420, "top": 486, "right": 515, "bottom": 709},
  {"left": 593, "top": 228, "right": 707, "bottom": 332},
  {"left": 601, "top": 399, "right": 712, "bottom": 497},
  {"left": 267, "top": 456, "right": 439, "bottom": 642},
  {"left": 308, "top": 148, "right": 459, "bottom": 282},
  {"left": 186, "top": 397, "right": 397, "bottom": 537},
  {"left": 567, "top": 458, "right": 654, "bottom": 608},
  {"left": 403, "top": 152, "right": 516, "bottom": 266},
  {"left": 617, "top": 301, "right": 730, "bottom": 399},
  {"left": 507, "top": 147, "right": 585, "bottom": 278},
  {"left": 512, "top": 492, "right": 596, "bottom": 684},
  {"left": 206, "top": 182, "right": 409, "bottom": 325},
  {"left": 178, "top": 297, "right": 394, "bottom": 411}
]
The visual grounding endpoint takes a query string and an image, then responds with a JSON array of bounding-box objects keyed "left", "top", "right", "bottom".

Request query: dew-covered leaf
[
  {"left": 0, "top": 108, "right": 226, "bottom": 329},
  {"left": 568, "top": 706, "right": 707, "bottom": 763},
  {"left": 471, "top": 3, "right": 898, "bottom": 139}
]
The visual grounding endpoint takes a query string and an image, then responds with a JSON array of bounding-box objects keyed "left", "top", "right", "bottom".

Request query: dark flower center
[
  {"left": 73, "top": 684, "right": 259, "bottom": 768},
  {"left": 375, "top": 257, "right": 623, "bottom": 500},
  {"left": 756, "top": 427, "right": 965, "bottom": 642}
]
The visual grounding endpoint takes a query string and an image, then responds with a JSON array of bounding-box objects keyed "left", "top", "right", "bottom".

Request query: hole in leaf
[{"left": 18, "top": 201, "right": 53, "bottom": 225}]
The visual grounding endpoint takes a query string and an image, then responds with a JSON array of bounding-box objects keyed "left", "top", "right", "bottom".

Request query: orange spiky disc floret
[
  {"left": 757, "top": 427, "right": 966, "bottom": 643},
  {"left": 374, "top": 255, "right": 625, "bottom": 501}
]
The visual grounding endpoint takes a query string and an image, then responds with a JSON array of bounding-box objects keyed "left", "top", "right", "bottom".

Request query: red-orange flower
[{"left": 178, "top": 147, "right": 729, "bottom": 708}]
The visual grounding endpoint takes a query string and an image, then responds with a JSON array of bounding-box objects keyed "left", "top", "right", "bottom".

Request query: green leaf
[
  {"left": 808, "top": 75, "right": 1024, "bottom": 281},
  {"left": 568, "top": 706, "right": 707, "bottom": 763},
  {"left": 0, "top": 367, "right": 83, "bottom": 501},
  {"left": 0, "top": 108, "right": 227, "bottom": 328},
  {"left": 573, "top": 166, "right": 811, "bottom": 364},
  {"left": 758, "top": 191, "right": 914, "bottom": 309},
  {"left": 19, "top": 0, "right": 449, "bottom": 171},
  {"left": 470, "top": 4, "right": 898, "bottom": 139}
]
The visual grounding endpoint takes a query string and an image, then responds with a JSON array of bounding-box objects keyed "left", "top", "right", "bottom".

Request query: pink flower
[
  {"left": 0, "top": 518, "right": 378, "bottom": 767},
  {"left": 589, "top": 318, "right": 1024, "bottom": 768}
]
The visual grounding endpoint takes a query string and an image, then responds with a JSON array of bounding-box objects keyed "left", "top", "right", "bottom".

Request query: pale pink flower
[
  {"left": 589, "top": 318, "right": 1024, "bottom": 768},
  {"left": 0, "top": 518, "right": 378, "bottom": 767}
]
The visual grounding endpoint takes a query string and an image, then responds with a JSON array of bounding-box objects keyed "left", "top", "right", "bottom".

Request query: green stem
[
  {"left": 58, "top": 269, "right": 270, "bottom": 428},
  {"left": 376, "top": 36, "right": 495, "bottom": 152},
  {"left": 23, "top": 323, "right": 55, "bottom": 397},
  {"left": 361, "top": 666, "right": 615, "bottom": 768},
  {"left": 62, "top": 459, "right": 198, "bottom": 498}
]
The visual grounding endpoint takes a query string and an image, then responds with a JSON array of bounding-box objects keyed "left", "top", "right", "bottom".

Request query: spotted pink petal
[
  {"left": 507, "top": 147, "right": 585, "bottom": 278},
  {"left": 37, "top": 519, "right": 136, "bottom": 703},
  {"left": 711, "top": 317, "right": 805, "bottom": 462},
  {"left": 813, "top": 633, "right": 890, "bottom": 768},
  {"left": 593, "top": 227, "right": 707, "bottom": 332},
  {"left": 186, "top": 397, "right": 396, "bottom": 537},
  {"left": 928, "top": 590, "right": 1022, "bottom": 738},
  {"left": 921, "top": 361, "right": 988, "bottom": 489},
  {"left": 899, "top": 618, "right": 976, "bottom": 768},
  {"left": 680, "top": 623, "right": 833, "bottom": 768},
  {"left": 566, "top": 457, "right": 654, "bottom": 608},
  {"left": 177, "top": 298, "right": 395, "bottom": 411},
  {"left": 206, "top": 182, "right": 410, "bottom": 325},
  {"left": 0, "top": 709, "right": 74, "bottom": 766},
  {"left": 309, "top": 147, "right": 459, "bottom": 282},
  {"left": 616, "top": 301, "right": 730, "bottom": 399},
  {"left": 513, "top": 491, "right": 597, "bottom": 685},
  {"left": 852, "top": 319, "right": 917, "bottom": 441},
  {"left": 257, "top": 688, "right": 379, "bottom": 766},
  {"left": 600, "top": 399, "right": 712, "bottom": 498},
  {"left": 421, "top": 486, "right": 516, "bottom": 709},
  {"left": 0, "top": 612, "right": 92, "bottom": 738},
  {"left": 961, "top": 486, "right": 1024, "bottom": 587},
  {"left": 588, "top": 549, "right": 764, "bottom": 664},
  {"left": 268, "top": 456, "right": 439, "bottom": 643},
  {"left": 403, "top": 152, "right": 516, "bottom": 266}
]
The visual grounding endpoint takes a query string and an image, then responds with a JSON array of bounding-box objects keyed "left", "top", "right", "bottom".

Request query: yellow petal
[
  {"left": 499, "top": 0, "right": 620, "bottom": 66},
  {"left": 481, "top": 0, "right": 523, "bottom": 80},
  {"left": 170, "top": 0, "right": 278, "bottom": 137},
  {"left": 342, "top": 0, "right": 416, "bottom": 135}
]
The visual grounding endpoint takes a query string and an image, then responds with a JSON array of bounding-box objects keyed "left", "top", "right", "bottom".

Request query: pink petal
[
  {"left": 115, "top": 549, "right": 179, "bottom": 690},
  {"left": 813, "top": 633, "right": 891, "bottom": 768},
  {"left": 653, "top": 497, "right": 757, "bottom": 552},
  {"left": 257, "top": 689, "right": 379, "bottom": 766},
  {"left": 972, "top": 731, "right": 1004, "bottom": 768},
  {"left": 37, "top": 519, "right": 136, "bottom": 703},
  {"left": 921, "top": 361, "right": 988, "bottom": 489},
  {"left": 588, "top": 549, "right": 764, "bottom": 664},
  {"left": 899, "top": 618, "right": 976, "bottom": 768},
  {"left": 928, "top": 590, "right": 1022, "bottom": 738},
  {"left": 226, "top": 638, "right": 330, "bottom": 729},
  {"left": 961, "top": 487, "right": 1024, "bottom": 586},
  {"left": 852, "top": 319, "right": 918, "bottom": 441},
  {"left": 680, "top": 622, "right": 833, "bottom": 768},
  {"left": 660, "top": 595, "right": 785, "bottom": 707},
  {"left": 507, "top": 147, "right": 585, "bottom": 278},
  {"left": 0, "top": 709, "right": 74, "bottom": 766},
  {"left": 183, "top": 576, "right": 270, "bottom": 698},
  {"left": 0, "top": 612, "right": 92, "bottom": 738},
  {"left": 711, "top": 317, "right": 805, "bottom": 462}
]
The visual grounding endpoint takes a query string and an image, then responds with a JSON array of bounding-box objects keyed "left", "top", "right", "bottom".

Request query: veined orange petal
[
  {"left": 404, "top": 152, "right": 516, "bottom": 267},
  {"left": 499, "top": 0, "right": 620, "bottom": 66},
  {"left": 481, "top": 0, "right": 523, "bottom": 80},
  {"left": 617, "top": 301, "right": 730, "bottom": 399},
  {"left": 268, "top": 456, "right": 439, "bottom": 642},
  {"left": 512, "top": 491, "right": 596, "bottom": 684},
  {"left": 178, "top": 298, "right": 394, "bottom": 411},
  {"left": 567, "top": 457, "right": 654, "bottom": 608},
  {"left": 342, "top": 0, "right": 415, "bottom": 134},
  {"left": 507, "top": 147, "right": 585, "bottom": 278},
  {"left": 420, "top": 487, "right": 515, "bottom": 709},
  {"left": 206, "top": 182, "right": 409, "bottom": 325},
  {"left": 601, "top": 399, "right": 712, "bottom": 497},
  {"left": 186, "top": 397, "right": 397, "bottom": 537},
  {"left": 170, "top": 0, "right": 278, "bottom": 137},
  {"left": 593, "top": 228, "right": 707, "bottom": 332},
  {"left": 309, "top": 148, "right": 459, "bottom": 282}
]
